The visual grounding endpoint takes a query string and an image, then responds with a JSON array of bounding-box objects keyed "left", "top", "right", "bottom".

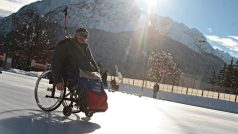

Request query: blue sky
[
  {"left": 153, "top": 0, "right": 238, "bottom": 36},
  {"left": 146, "top": 0, "right": 238, "bottom": 57},
  {"left": 1, "top": 0, "right": 238, "bottom": 57}
]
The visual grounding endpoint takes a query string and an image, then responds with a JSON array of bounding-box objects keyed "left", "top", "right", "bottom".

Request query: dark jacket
[
  {"left": 52, "top": 38, "right": 98, "bottom": 84},
  {"left": 101, "top": 71, "right": 108, "bottom": 81},
  {"left": 153, "top": 83, "right": 159, "bottom": 92}
]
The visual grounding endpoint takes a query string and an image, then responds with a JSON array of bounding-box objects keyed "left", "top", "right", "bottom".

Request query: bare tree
[{"left": 147, "top": 50, "right": 182, "bottom": 85}]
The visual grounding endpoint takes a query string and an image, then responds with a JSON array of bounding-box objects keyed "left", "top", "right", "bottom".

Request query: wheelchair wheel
[
  {"left": 63, "top": 106, "right": 72, "bottom": 117},
  {"left": 62, "top": 86, "right": 81, "bottom": 113},
  {"left": 85, "top": 111, "right": 94, "bottom": 118},
  {"left": 35, "top": 70, "right": 65, "bottom": 111}
]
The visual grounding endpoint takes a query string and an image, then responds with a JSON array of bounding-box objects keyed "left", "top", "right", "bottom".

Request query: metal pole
[
  {"left": 141, "top": 80, "right": 145, "bottom": 91},
  {"left": 218, "top": 88, "right": 220, "bottom": 99},
  {"left": 235, "top": 89, "right": 238, "bottom": 102},
  {"left": 141, "top": 52, "right": 149, "bottom": 92},
  {"left": 63, "top": 6, "right": 68, "bottom": 37},
  {"left": 186, "top": 87, "right": 188, "bottom": 95}
]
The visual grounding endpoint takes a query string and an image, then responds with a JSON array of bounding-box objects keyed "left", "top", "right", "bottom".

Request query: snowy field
[{"left": 0, "top": 71, "right": 238, "bottom": 134}]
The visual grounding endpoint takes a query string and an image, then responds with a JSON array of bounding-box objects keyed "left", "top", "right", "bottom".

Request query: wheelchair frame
[{"left": 34, "top": 70, "right": 94, "bottom": 117}]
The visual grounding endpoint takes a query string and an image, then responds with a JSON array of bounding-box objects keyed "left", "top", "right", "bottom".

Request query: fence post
[
  {"left": 212, "top": 87, "right": 215, "bottom": 98},
  {"left": 186, "top": 87, "right": 188, "bottom": 95},
  {"left": 235, "top": 89, "right": 238, "bottom": 102},
  {"left": 218, "top": 88, "right": 220, "bottom": 99},
  {"left": 133, "top": 79, "right": 134, "bottom": 85},
  {"left": 171, "top": 85, "right": 174, "bottom": 93},
  {"left": 141, "top": 80, "right": 144, "bottom": 91},
  {"left": 182, "top": 78, "right": 185, "bottom": 87},
  {"left": 193, "top": 78, "right": 195, "bottom": 89},
  {"left": 229, "top": 90, "right": 231, "bottom": 101},
  {"left": 201, "top": 89, "right": 204, "bottom": 97}
]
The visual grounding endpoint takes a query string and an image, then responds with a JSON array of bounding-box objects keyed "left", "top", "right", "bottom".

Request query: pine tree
[
  {"left": 231, "top": 60, "right": 238, "bottom": 93},
  {"left": 208, "top": 65, "right": 217, "bottom": 84},
  {"left": 212, "top": 59, "right": 238, "bottom": 94},
  {"left": 216, "top": 63, "right": 226, "bottom": 86}
]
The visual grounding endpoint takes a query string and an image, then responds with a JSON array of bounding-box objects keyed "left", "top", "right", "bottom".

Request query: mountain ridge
[
  {"left": 84, "top": 29, "right": 224, "bottom": 81},
  {"left": 0, "top": 0, "right": 229, "bottom": 82},
  {"left": 0, "top": 0, "right": 235, "bottom": 63}
]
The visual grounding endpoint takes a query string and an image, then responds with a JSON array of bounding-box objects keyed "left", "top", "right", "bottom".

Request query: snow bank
[
  {"left": 118, "top": 84, "right": 238, "bottom": 114},
  {"left": 0, "top": 68, "right": 42, "bottom": 77}
]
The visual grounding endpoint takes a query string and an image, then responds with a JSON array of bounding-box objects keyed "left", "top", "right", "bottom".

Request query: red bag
[
  {"left": 87, "top": 89, "right": 108, "bottom": 112},
  {"left": 86, "top": 79, "right": 108, "bottom": 112}
]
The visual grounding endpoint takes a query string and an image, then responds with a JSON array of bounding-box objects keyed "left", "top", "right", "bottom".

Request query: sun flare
[{"left": 145, "top": 0, "right": 158, "bottom": 14}]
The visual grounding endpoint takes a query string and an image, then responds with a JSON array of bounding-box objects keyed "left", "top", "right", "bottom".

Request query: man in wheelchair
[
  {"left": 52, "top": 28, "right": 99, "bottom": 91},
  {"left": 51, "top": 28, "right": 108, "bottom": 115}
]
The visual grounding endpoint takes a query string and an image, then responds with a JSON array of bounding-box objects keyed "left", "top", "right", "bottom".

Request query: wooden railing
[{"left": 107, "top": 76, "right": 238, "bottom": 102}]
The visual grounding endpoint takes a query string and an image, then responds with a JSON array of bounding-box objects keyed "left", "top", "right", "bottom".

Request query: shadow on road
[{"left": 0, "top": 109, "right": 101, "bottom": 134}]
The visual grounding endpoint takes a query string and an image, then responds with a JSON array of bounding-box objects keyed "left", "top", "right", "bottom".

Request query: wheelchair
[{"left": 34, "top": 70, "right": 94, "bottom": 117}]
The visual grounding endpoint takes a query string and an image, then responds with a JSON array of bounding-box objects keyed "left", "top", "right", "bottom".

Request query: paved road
[{"left": 0, "top": 71, "right": 238, "bottom": 134}]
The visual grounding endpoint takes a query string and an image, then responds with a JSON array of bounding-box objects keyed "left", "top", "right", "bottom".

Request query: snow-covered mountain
[
  {"left": 155, "top": 17, "right": 235, "bottom": 63},
  {"left": 0, "top": 0, "right": 234, "bottom": 63}
]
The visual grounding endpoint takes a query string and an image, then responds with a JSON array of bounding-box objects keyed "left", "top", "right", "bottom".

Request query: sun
[
  {"left": 139, "top": 0, "right": 170, "bottom": 15},
  {"left": 141, "top": 0, "right": 158, "bottom": 28},
  {"left": 145, "top": 0, "right": 158, "bottom": 14}
]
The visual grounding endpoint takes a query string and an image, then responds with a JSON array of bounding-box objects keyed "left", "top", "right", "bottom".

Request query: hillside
[
  {"left": 0, "top": 0, "right": 235, "bottom": 63},
  {"left": 0, "top": 0, "right": 225, "bottom": 82},
  {"left": 86, "top": 29, "right": 224, "bottom": 81}
]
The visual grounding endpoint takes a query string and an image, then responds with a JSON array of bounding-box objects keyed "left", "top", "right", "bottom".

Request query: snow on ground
[
  {"left": 1, "top": 70, "right": 238, "bottom": 134},
  {"left": 7, "top": 68, "right": 42, "bottom": 77},
  {"left": 0, "top": 67, "right": 42, "bottom": 77},
  {"left": 2, "top": 68, "right": 238, "bottom": 113},
  {"left": 119, "top": 84, "right": 238, "bottom": 114}
]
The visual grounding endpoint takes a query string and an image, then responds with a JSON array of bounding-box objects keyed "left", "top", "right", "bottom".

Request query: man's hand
[{"left": 55, "top": 82, "right": 64, "bottom": 91}]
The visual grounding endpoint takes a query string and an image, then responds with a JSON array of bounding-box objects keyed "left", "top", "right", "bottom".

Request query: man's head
[{"left": 74, "top": 28, "right": 88, "bottom": 44}]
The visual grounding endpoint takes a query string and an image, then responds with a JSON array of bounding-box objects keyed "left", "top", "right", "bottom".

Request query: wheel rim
[{"left": 35, "top": 70, "right": 65, "bottom": 111}]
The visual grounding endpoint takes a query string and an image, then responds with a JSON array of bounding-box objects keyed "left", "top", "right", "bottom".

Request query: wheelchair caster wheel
[
  {"left": 63, "top": 106, "right": 72, "bottom": 117},
  {"left": 85, "top": 111, "right": 93, "bottom": 118}
]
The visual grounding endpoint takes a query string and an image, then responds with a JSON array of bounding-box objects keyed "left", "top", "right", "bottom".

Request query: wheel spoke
[{"left": 35, "top": 70, "right": 65, "bottom": 111}]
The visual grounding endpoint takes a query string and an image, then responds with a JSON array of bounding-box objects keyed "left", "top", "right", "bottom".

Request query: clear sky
[
  {"left": 152, "top": 0, "right": 238, "bottom": 36},
  {"left": 146, "top": 0, "right": 238, "bottom": 57},
  {"left": 0, "top": 0, "right": 238, "bottom": 57}
]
